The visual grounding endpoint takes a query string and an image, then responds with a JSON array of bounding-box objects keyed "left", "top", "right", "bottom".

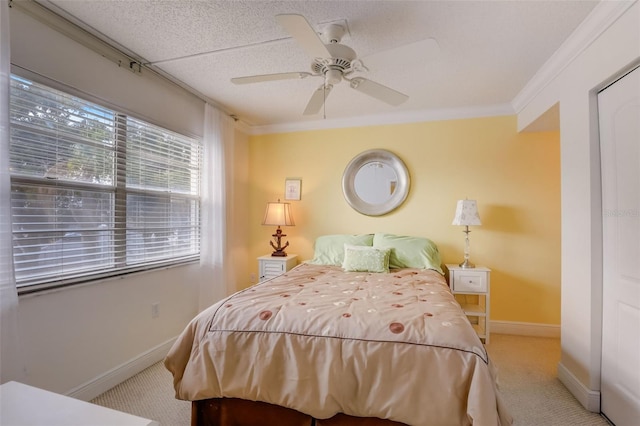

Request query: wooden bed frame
[{"left": 192, "top": 398, "right": 407, "bottom": 426}]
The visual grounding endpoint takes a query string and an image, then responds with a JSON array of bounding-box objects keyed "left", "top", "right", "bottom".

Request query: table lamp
[
  {"left": 262, "top": 199, "right": 295, "bottom": 257},
  {"left": 452, "top": 199, "right": 482, "bottom": 268}
]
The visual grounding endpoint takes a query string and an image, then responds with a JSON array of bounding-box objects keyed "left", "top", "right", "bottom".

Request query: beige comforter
[{"left": 165, "top": 263, "right": 512, "bottom": 426}]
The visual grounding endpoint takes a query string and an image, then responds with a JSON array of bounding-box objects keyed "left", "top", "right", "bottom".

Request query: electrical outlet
[
  {"left": 151, "top": 302, "right": 160, "bottom": 318},
  {"left": 250, "top": 273, "right": 257, "bottom": 283}
]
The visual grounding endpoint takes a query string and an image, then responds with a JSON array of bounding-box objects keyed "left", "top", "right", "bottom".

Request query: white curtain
[
  {"left": 200, "top": 103, "right": 235, "bottom": 310},
  {"left": 1, "top": 0, "right": 24, "bottom": 384}
]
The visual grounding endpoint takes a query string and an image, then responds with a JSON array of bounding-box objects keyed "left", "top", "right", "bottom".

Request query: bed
[{"left": 165, "top": 233, "right": 513, "bottom": 426}]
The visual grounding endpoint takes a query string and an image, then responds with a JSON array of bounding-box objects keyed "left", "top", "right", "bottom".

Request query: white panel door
[{"left": 599, "top": 65, "right": 640, "bottom": 426}]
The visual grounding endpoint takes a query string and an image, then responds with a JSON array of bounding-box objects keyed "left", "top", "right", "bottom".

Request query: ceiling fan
[{"left": 231, "top": 14, "right": 439, "bottom": 116}]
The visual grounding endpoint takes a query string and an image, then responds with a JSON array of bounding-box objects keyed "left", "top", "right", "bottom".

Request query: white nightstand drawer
[{"left": 452, "top": 271, "right": 487, "bottom": 293}]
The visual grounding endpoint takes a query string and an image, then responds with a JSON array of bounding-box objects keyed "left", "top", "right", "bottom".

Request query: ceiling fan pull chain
[{"left": 323, "top": 84, "right": 326, "bottom": 119}]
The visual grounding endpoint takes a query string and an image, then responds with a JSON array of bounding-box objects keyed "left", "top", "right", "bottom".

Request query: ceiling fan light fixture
[{"left": 325, "top": 69, "right": 342, "bottom": 85}]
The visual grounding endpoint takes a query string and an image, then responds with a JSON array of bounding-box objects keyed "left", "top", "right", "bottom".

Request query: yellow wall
[{"left": 247, "top": 115, "right": 560, "bottom": 325}]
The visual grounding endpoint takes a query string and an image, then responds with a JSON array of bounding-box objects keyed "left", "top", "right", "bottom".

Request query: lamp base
[
  {"left": 459, "top": 226, "right": 475, "bottom": 268},
  {"left": 269, "top": 227, "right": 289, "bottom": 257},
  {"left": 459, "top": 259, "right": 476, "bottom": 268}
]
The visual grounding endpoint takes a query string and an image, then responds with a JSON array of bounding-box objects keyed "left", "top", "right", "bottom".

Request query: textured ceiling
[{"left": 41, "top": 0, "right": 599, "bottom": 128}]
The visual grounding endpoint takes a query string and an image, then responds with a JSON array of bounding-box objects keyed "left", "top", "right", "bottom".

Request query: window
[{"left": 9, "top": 75, "right": 201, "bottom": 292}]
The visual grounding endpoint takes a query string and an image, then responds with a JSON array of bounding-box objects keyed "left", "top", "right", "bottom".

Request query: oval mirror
[{"left": 342, "top": 149, "right": 410, "bottom": 216}]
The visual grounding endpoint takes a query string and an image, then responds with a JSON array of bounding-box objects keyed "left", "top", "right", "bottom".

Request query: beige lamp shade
[{"left": 262, "top": 201, "right": 295, "bottom": 226}]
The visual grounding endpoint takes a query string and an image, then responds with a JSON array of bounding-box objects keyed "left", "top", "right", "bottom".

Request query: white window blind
[{"left": 9, "top": 75, "right": 201, "bottom": 292}]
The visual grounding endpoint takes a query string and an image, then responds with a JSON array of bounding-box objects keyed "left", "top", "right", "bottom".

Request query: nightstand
[
  {"left": 446, "top": 264, "right": 491, "bottom": 344},
  {"left": 258, "top": 254, "right": 298, "bottom": 282}
]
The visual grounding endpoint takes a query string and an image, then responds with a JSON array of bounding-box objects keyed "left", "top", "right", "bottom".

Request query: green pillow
[
  {"left": 342, "top": 244, "right": 390, "bottom": 273},
  {"left": 308, "top": 234, "right": 374, "bottom": 266},
  {"left": 372, "top": 233, "right": 443, "bottom": 274}
]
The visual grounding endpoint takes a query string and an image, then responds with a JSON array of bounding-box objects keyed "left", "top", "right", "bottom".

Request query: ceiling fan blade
[
  {"left": 361, "top": 38, "right": 440, "bottom": 72},
  {"left": 349, "top": 77, "right": 408, "bottom": 106},
  {"left": 276, "top": 14, "right": 332, "bottom": 59},
  {"left": 231, "top": 72, "right": 313, "bottom": 84},
  {"left": 303, "top": 84, "right": 333, "bottom": 115}
]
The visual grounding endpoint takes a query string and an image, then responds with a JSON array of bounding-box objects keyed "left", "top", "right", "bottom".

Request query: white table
[
  {"left": 0, "top": 381, "right": 159, "bottom": 426},
  {"left": 446, "top": 264, "right": 491, "bottom": 344}
]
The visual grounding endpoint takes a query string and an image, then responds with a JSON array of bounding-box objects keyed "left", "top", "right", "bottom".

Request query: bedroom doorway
[{"left": 598, "top": 64, "right": 640, "bottom": 426}]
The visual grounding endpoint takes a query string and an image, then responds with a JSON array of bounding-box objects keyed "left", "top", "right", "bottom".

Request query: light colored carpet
[
  {"left": 91, "top": 334, "right": 610, "bottom": 425},
  {"left": 91, "top": 360, "right": 190, "bottom": 426},
  {"left": 485, "top": 334, "right": 610, "bottom": 426}
]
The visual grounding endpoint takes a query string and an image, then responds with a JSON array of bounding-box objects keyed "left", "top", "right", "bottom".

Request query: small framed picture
[{"left": 285, "top": 178, "right": 301, "bottom": 201}]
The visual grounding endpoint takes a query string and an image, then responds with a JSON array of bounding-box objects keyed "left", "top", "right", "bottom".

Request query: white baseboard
[
  {"left": 557, "top": 362, "right": 601, "bottom": 412},
  {"left": 66, "top": 336, "right": 177, "bottom": 402},
  {"left": 490, "top": 320, "right": 561, "bottom": 338}
]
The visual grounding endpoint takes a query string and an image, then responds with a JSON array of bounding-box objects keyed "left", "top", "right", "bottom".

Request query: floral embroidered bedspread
[{"left": 165, "top": 263, "right": 512, "bottom": 426}]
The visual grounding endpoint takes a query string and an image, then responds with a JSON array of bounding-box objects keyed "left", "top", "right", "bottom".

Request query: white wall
[
  {"left": 9, "top": 6, "right": 249, "bottom": 399},
  {"left": 17, "top": 265, "right": 200, "bottom": 398},
  {"left": 517, "top": 1, "right": 640, "bottom": 411}
]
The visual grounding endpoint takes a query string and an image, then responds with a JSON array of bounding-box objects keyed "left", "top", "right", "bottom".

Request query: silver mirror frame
[{"left": 342, "top": 149, "right": 410, "bottom": 216}]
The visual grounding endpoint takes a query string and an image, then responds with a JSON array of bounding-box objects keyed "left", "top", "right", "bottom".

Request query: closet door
[{"left": 599, "top": 65, "right": 640, "bottom": 426}]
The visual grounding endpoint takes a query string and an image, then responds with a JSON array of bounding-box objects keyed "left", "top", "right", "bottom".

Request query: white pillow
[{"left": 342, "top": 244, "right": 391, "bottom": 273}]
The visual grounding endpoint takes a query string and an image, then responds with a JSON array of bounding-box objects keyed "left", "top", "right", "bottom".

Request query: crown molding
[
  {"left": 511, "top": 0, "right": 637, "bottom": 114},
  {"left": 233, "top": 118, "right": 253, "bottom": 134},
  {"left": 248, "top": 103, "right": 514, "bottom": 135}
]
